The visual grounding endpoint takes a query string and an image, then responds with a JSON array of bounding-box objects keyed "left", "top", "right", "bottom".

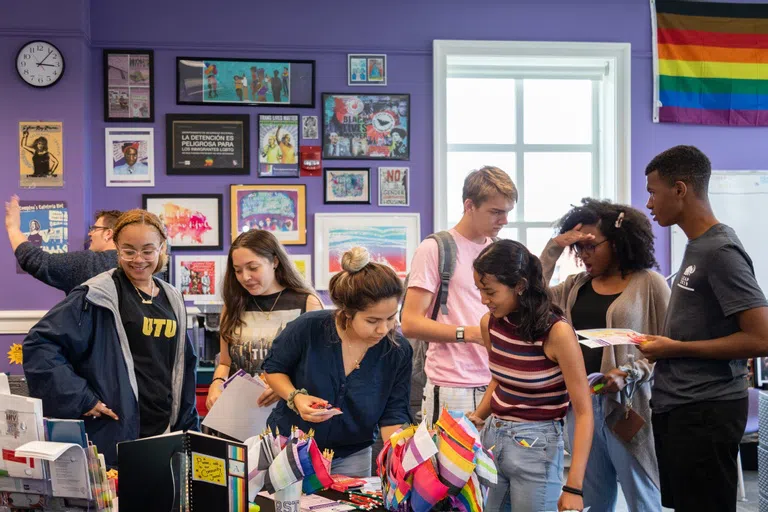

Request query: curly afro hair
[{"left": 554, "top": 198, "right": 658, "bottom": 276}]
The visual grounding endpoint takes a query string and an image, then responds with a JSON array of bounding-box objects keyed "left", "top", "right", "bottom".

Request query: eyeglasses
[
  {"left": 88, "top": 225, "right": 109, "bottom": 233},
  {"left": 118, "top": 243, "right": 165, "bottom": 261},
  {"left": 573, "top": 239, "right": 609, "bottom": 256}
]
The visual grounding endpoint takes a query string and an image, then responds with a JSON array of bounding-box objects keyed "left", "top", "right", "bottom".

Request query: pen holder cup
[{"left": 274, "top": 479, "right": 302, "bottom": 512}]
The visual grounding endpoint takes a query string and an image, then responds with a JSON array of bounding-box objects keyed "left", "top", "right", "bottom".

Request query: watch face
[{"left": 16, "top": 41, "right": 65, "bottom": 88}]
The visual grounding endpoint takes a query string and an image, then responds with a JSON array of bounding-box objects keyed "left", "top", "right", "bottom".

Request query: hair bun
[{"left": 341, "top": 246, "right": 370, "bottom": 273}]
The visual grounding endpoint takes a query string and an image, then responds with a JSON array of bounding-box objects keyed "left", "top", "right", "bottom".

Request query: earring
[{"left": 518, "top": 290, "right": 524, "bottom": 296}]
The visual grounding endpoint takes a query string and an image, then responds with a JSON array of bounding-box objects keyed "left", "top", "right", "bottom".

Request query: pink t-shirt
[{"left": 407, "top": 229, "right": 491, "bottom": 387}]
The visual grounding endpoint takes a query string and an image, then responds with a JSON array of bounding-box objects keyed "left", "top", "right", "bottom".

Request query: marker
[{"left": 592, "top": 383, "right": 605, "bottom": 394}]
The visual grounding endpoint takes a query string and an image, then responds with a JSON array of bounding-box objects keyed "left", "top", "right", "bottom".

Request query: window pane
[
  {"left": 526, "top": 227, "right": 584, "bottom": 286},
  {"left": 498, "top": 227, "right": 518, "bottom": 241},
  {"left": 446, "top": 152, "right": 516, "bottom": 225},
  {"left": 447, "top": 78, "right": 516, "bottom": 144},
  {"left": 523, "top": 152, "right": 592, "bottom": 222},
  {"left": 523, "top": 79, "right": 592, "bottom": 144}
]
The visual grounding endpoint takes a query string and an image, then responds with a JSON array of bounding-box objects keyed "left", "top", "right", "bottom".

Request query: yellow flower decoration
[{"left": 7, "top": 344, "right": 22, "bottom": 365}]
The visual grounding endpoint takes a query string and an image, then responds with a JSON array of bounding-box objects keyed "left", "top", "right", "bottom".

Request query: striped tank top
[{"left": 488, "top": 312, "right": 569, "bottom": 422}]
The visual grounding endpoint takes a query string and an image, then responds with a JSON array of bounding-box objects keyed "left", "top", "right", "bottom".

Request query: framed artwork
[
  {"left": 302, "top": 115, "right": 319, "bottom": 139},
  {"left": 166, "top": 114, "right": 249, "bottom": 175},
  {"left": 288, "top": 254, "right": 312, "bottom": 285},
  {"left": 142, "top": 194, "right": 223, "bottom": 251},
  {"left": 173, "top": 254, "right": 225, "bottom": 303},
  {"left": 104, "top": 127, "right": 155, "bottom": 187},
  {"left": 756, "top": 357, "right": 768, "bottom": 387},
  {"left": 19, "top": 121, "right": 63, "bottom": 188},
  {"left": 322, "top": 93, "right": 409, "bottom": 160},
  {"left": 103, "top": 49, "right": 154, "bottom": 122},
  {"left": 313, "top": 213, "right": 420, "bottom": 290},
  {"left": 258, "top": 114, "right": 299, "bottom": 177},
  {"left": 378, "top": 166, "right": 409, "bottom": 206},
  {"left": 230, "top": 184, "right": 306, "bottom": 245},
  {"left": 16, "top": 201, "right": 68, "bottom": 274},
  {"left": 324, "top": 168, "right": 371, "bottom": 204},
  {"left": 176, "top": 57, "right": 315, "bottom": 107},
  {"left": 348, "top": 54, "right": 387, "bottom": 86}
]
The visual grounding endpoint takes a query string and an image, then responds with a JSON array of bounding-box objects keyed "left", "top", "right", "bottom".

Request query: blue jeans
[
  {"left": 481, "top": 417, "right": 565, "bottom": 512},
  {"left": 330, "top": 446, "right": 372, "bottom": 477},
  {"left": 566, "top": 395, "right": 661, "bottom": 512}
]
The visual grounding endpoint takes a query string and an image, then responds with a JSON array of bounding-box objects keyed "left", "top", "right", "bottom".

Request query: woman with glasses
[
  {"left": 23, "top": 209, "right": 199, "bottom": 467},
  {"left": 539, "top": 199, "right": 669, "bottom": 511}
]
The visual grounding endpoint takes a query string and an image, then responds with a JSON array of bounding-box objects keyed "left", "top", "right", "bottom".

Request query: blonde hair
[
  {"left": 328, "top": 247, "right": 403, "bottom": 341},
  {"left": 112, "top": 209, "right": 168, "bottom": 274},
  {"left": 462, "top": 166, "right": 518, "bottom": 207}
]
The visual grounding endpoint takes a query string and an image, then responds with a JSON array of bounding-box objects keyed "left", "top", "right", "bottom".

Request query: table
[{"left": 254, "top": 488, "right": 387, "bottom": 512}]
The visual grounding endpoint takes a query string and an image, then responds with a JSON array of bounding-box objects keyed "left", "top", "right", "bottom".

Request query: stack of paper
[
  {"left": 202, "top": 371, "right": 277, "bottom": 442},
  {"left": 575, "top": 329, "right": 646, "bottom": 349}
]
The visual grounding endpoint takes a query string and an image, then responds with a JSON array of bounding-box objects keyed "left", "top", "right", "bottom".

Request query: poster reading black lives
[{"left": 166, "top": 114, "right": 250, "bottom": 175}]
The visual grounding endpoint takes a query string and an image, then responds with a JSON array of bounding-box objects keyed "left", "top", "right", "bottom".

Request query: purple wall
[{"left": 3, "top": 0, "right": 768, "bottom": 371}]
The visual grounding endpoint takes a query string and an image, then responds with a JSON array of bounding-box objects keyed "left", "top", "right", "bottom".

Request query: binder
[{"left": 118, "top": 430, "right": 248, "bottom": 512}]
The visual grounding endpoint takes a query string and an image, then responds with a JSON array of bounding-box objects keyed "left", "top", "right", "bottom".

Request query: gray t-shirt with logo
[{"left": 653, "top": 224, "right": 767, "bottom": 413}]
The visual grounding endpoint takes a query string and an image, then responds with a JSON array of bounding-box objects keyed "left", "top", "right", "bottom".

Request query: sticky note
[{"left": 192, "top": 452, "right": 226, "bottom": 486}]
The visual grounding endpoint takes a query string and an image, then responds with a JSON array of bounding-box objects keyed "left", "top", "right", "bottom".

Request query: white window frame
[{"left": 433, "top": 40, "right": 632, "bottom": 234}]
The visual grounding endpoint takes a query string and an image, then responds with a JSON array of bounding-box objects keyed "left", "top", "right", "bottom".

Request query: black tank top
[{"left": 32, "top": 152, "right": 50, "bottom": 176}]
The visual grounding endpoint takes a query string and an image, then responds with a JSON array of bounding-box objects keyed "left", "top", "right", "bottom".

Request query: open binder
[{"left": 119, "top": 430, "right": 248, "bottom": 512}]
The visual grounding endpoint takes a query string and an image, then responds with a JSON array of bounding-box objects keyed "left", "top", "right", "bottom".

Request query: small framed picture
[
  {"left": 105, "top": 127, "right": 155, "bottom": 187},
  {"left": 378, "top": 166, "right": 409, "bottom": 206},
  {"left": 302, "top": 115, "right": 319, "bottom": 140},
  {"left": 288, "top": 254, "right": 312, "bottom": 285},
  {"left": 348, "top": 54, "right": 387, "bottom": 86},
  {"left": 324, "top": 168, "right": 371, "bottom": 204},
  {"left": 143, "top": 194, "right": 223, "bottom": 251},
  {"left": 104, "top": 49, "right": 154, "bottom": 122},
  {"left": 173, "top": 254, "right": 225, "bottom": 303},
  {"left": 756, "top": 357, "right": 768, "bottom": 387}
]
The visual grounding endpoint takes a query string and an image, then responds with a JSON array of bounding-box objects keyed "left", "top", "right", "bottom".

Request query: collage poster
[
  {"left": 258, "top": 115, "right": 299, "bottom": 177},
  {"left": 106, "top": 53, "right": 151, "bottom": 119},
  {"left": 16, "top": 201, "right": 68, "bottom": 274},
  {"left": 19, "top": 122, "right": 64, "bottom": 188}
]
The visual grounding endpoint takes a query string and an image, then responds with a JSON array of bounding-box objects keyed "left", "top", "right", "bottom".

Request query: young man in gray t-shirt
[{"left": 641, "top": 145, "right": 768, "bottom": 512}]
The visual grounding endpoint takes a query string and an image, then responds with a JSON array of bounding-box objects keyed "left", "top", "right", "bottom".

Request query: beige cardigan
[{"left": 540, "top": 240, "right": 671, "bottom": 488}]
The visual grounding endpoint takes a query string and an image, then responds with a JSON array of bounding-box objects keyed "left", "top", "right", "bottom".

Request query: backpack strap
[{"left": 428, "top": 231, "right": 458, "bottom": 320}]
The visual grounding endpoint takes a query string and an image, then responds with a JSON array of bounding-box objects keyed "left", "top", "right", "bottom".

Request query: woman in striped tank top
[{"left": 468, "top": 240, "right": 593, "bottom": 512}]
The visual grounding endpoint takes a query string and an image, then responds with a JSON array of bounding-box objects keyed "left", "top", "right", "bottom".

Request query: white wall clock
[{"left": 16, "top": 40, "right": 65, "bottom": 88}]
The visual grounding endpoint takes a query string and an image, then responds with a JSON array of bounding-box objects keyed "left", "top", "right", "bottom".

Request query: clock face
[{"left": 16, "top": 41, "right": 65, "bottom": 88}]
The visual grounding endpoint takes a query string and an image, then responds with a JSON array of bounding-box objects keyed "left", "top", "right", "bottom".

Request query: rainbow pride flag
[{"left": 652, "top": 0, "right": 768, "bottom": 125}]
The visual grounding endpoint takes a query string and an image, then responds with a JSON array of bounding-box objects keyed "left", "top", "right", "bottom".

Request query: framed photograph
[
  {"left": 230, "top": 185, "right": 306, "bottom": 245},
  {"left": 324, "top": 168, "right": 370, "bottom": 204},
  {"left": 322, "top": 93, "right": 409, "bottom": 160},
  {"left": 314, "top": 213, "right": 420, "bottom": 290},
  {"left": 176, "top": 57, "right": 315, "bottom": 108},
  {"left": 166, "top": 114, "right": 249, "bottom": 175},
  {"left": 288, "top": 254, "right": 312, "bottom": 285},
  {"left": 302, "top": 115, "right": 319, "bottom": 140},
  {"left": 756, "top": 357, "right": 768, "bottom": 387},
  {"left": 105, "top": 127, "right": 154, "bottom": 187},
  {"left": 378, "top": 166, "right": 409, "bottom": 206},
  {"left": 104, "top": 49, "right": 154, "bottom": 122},
  {"left": 142, "top": 194, "right": 223, "bottom": 251},
  {"left": 348, "top": 54, "right": 387, "bottom": 86},
  {"left": 173, "top": 255, "right": 225, "bottom": 303},
  {"left": 19, "top": 121, "right": 63, "bottom": 188},
  {"left": 258, "top": 114, "right": 299, "bottom": 177}
]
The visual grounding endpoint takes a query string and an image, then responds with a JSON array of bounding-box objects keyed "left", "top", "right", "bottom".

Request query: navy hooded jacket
[{"left": 22, "top": 270, "right": 199, "bottom": 467}]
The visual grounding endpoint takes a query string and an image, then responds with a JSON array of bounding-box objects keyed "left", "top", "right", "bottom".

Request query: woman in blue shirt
[{"left": 263, "top": 246, "right": 412, "bottom": 477}]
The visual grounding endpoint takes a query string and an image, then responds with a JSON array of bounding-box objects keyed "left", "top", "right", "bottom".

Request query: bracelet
[
  {"left": 287, "top": 388, "right": 308, "bottom": 412},
  {"left": 562, "top": 485, "right": 583, "bottom": 497},
  {"left": 212, "top": 377, "right": 226, "bottom": 384}
]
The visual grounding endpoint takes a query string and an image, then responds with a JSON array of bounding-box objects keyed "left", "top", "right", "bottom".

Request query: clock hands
[{"left": 38, "top": 49, "right": 53, "bottom": 67}]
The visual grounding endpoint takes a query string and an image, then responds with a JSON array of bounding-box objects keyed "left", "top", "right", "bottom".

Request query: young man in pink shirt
[{"left": 401, "top": 166, "right": 517, "bottom": 424}]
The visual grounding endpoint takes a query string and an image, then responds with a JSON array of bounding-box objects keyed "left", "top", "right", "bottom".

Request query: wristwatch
[{"left": 456, "top": 326, "right": 465, "bottom": 342}]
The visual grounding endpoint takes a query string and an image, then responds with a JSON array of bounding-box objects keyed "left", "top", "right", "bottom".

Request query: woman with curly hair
[{"left": 540, "top": 199, "right": 670, "bottom": 511}]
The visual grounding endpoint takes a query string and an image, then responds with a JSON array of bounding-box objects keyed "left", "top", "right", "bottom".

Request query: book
[
  {"left": 118, "top": 430, "right": 248, "bottom": 512},
  {"left": 575, "top": 328, "right": 645, "bottom": 349}
]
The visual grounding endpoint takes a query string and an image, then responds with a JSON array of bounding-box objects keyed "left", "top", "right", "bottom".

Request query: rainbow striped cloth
[{"left": 653, "top": 0, "right": 768, "bottom": 125}]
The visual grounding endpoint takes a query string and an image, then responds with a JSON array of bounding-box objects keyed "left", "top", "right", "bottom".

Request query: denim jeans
[
  {"left": 481, "top": 416, "right": 565, "bottom": 512},
  {"left": 566, "top": 395, "right": 661, "bottom": 512},
  {"left": 329, "top": 446, "right": 372, "bottom": 477}
]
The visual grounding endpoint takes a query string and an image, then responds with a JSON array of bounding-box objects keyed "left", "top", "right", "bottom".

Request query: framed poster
[
  {"left": 16, "top": 201, "right": 68, "bottom": 274},
  {"left": 176, "top": 57, "right": 315, "bottom": 107},
  {"left": 258, "top": 114, "right": 299, "bottom": 177},
  {"left": 166, "top": 114, "right": 249, "bottom": 175},
  {"left": 302, "top": 115, "right": 319, "bottom": 140},
  {"left": 142, "top": 194, "right": 223, "bottom": 251},
  {"left": 348, "top": 54, "right": 387, "bottom": 86},
  {"left": 313, "top": 213, "right": 420, "bottom": 290},
  {"left": 322, "top": 93, "right": 409, "bottom": 160},
  {"left": 19, "top": 121, "right": 63, "bottom": 188},
  {"left": 104, "top": 127, "right": 155, "bottom": 187},
  {"left": 174, "top": 254, "right": 225, "bottom": 303},
  {"left": 324, "top": 168, "right": 370, "bottom": 204},
  {"left": 756, "top": 357, "right": 768, "bottom": 387},
  {"left": 378, "top": 166, "right": 409, "bottom": 206},
  {"left": 103, "top": 49, "right": 154, "bottom": 122},
  {"left": 230, "top": 185, "right": 306, "bottom": 245},
  {"left": 288, "top": 254, "right": 312, "bottom": 285}
]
